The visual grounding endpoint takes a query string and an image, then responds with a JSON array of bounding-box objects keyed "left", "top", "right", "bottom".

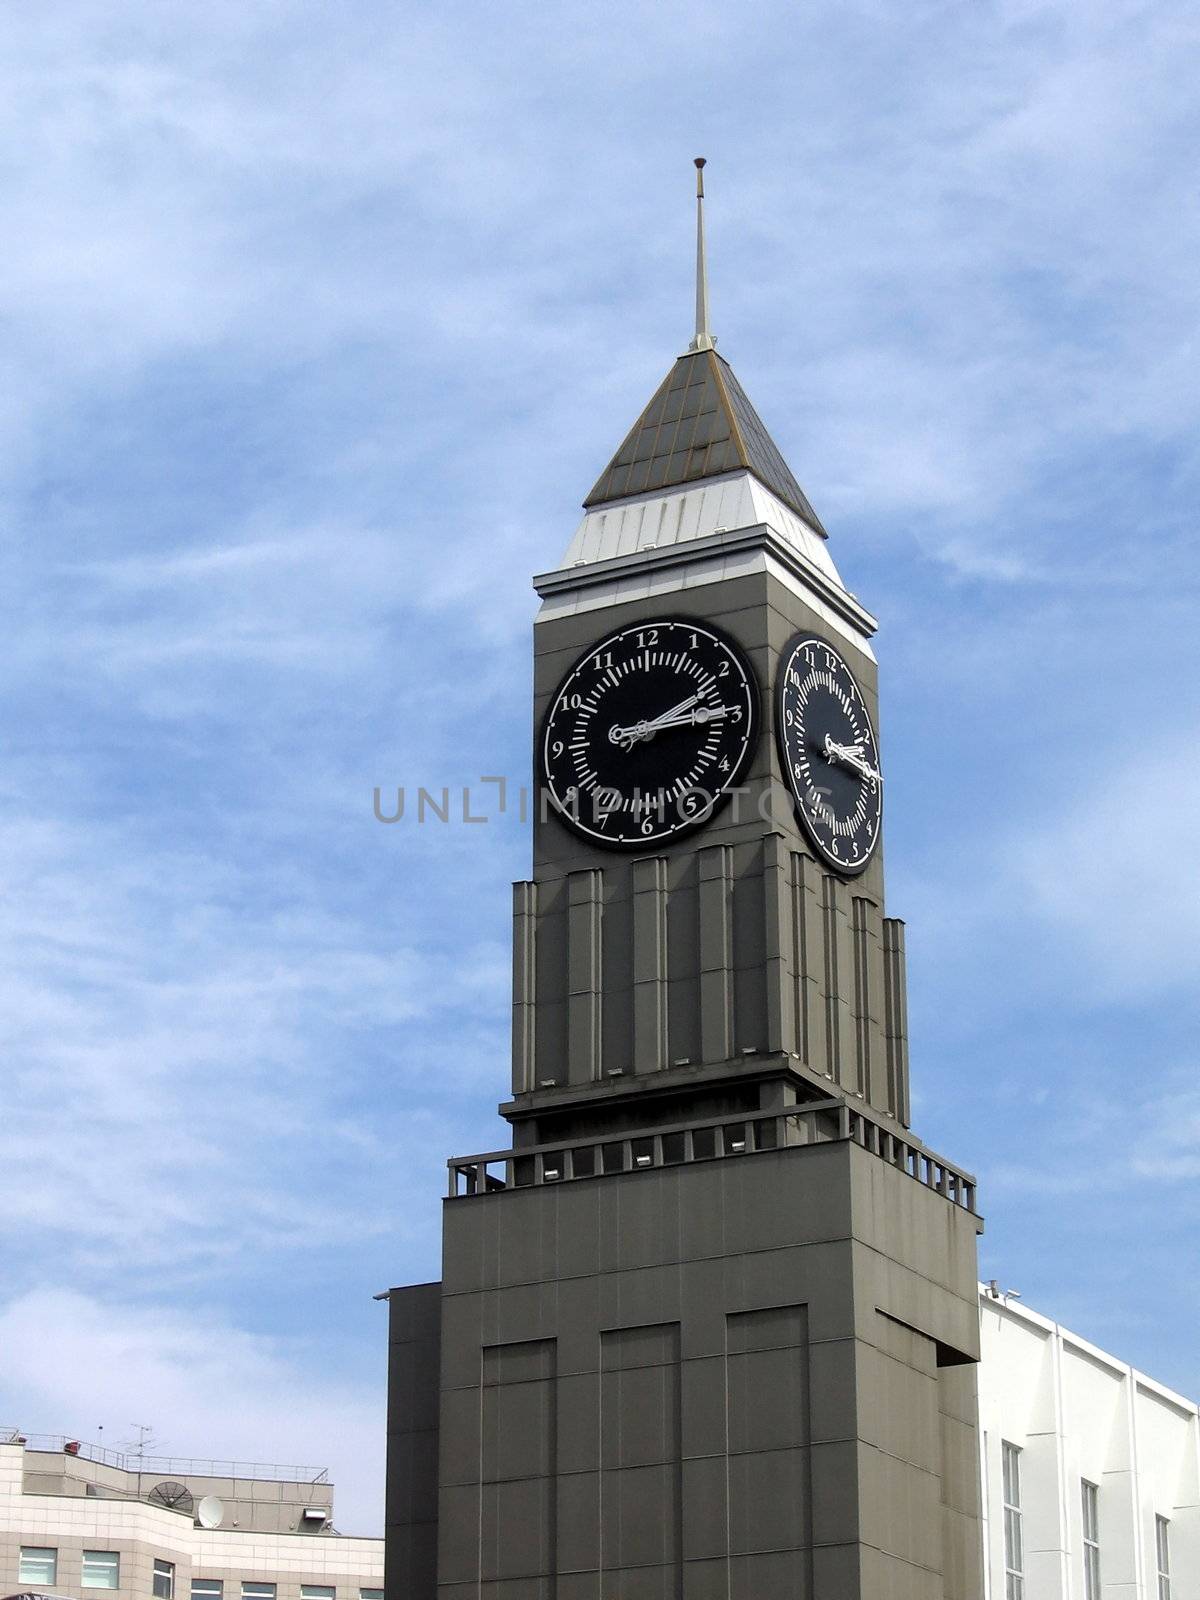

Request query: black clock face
[
  {"left": 775, "top": 632, "right": 882, "bottom": 874},
  {"left": 540, "top": 618, "right": 759, "bottom": 847}
]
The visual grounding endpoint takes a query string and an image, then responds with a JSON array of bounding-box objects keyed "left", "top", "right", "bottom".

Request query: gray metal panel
[
  {"left": 511, "top": 881, "right": 537, "bottom": 1095},
  {"left": 883, "top": 918, "right": 911, "bottom": 1128},
  {"left": 730, "top": 840, "right": 767, "bottom": 1056},
  {"left": 821, "top": 873, "right": 855, "bottom": 1089},
  {"left": 665, "top": 854, "right": 701, "bottom": 1069},
  {"left": 385, "top": 1284, "right": 442, "bottom": 1600},
  {"left": 599, "top": 866, "right": 633, "bottom": 1079},
  {"left": 631, "top": 856, "right": 669, "bottom": 1074},
  {"left": 791, "top": 849, "right": 826, "bottom": 1077},
  {"left": 599, "top": 1324, "right": 682, "bottom": 1581},
  {"left": 478, "top": 1339, "right": 557, "bottom": 1584},
  {"left": 760, "top": 834, "right": 794, "bottom": 1056},
  {"left": 850, "top": 895, "right": 875, "bottom": 1105},
  {"left": 566, "top": 870, "right": 603, "bottom": 1086},
  {"left": 697, "top": 844, "right": 733, "bottom": 1062}
]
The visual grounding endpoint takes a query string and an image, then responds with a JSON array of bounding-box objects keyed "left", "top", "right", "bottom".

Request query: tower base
[{"left": 386, "top": 1112, "right": 983, "bottom": 1600}]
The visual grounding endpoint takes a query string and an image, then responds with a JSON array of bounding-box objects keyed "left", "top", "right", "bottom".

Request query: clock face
[
  {"left": 540, "top": 617, "right": 759, "bottom": 847},
  {"left": 775, "top": 632, "right": 882, "bottom": 875}
]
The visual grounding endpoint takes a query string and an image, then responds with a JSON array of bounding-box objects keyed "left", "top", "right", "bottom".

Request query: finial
[{"left": 689, "top": 156, "right": 715, "bottom": 352}]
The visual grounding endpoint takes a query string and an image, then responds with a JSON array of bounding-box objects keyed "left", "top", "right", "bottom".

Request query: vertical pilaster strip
[
  {"left": 698, "top": 844, "right": 734, "bottom": 1063},
  {"left": 851, "top": 896, "right": 889, "bottom": 1107},
  {"left": 792, "top": 850, "right": 826, "bottom": 1076},
  {"left": 864, "top": 897, "right": 888, "bottom": 1117},
  {"left": 762, "top": 835, "right": 794, "bottom": 1056},
  {"left": 850, "top": 898, "right": 871, "bottom": 1100},
  {"left": 632, "top": 856, "right": 669, "bottom": 1074},
  {"left": 882, "top": 917, "right": 911, "bottom": 1125},
  {"left": 822, "top": 874, "right": 855, "bottom": 1089},
  {"left": 567, "top": 868, "right": 603, "bottom": 1085},
  {"left": 511, "top": 880, "right": 537, "bottom": 1094}
]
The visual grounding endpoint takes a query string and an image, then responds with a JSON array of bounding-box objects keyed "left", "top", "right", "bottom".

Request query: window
[
  {"left": 300, "top": 1589, "right": 334, "bottom": 1599},
  {"left": 1156, "top": 1514, "right": 1172, "bottom": 1600},
  {"left": 241, "top": 1585, "right": 276, "bottom": 1600},
  {"left": 1002, "top": 1441, "right": 1024, "bottom": 1600},
  {"left": 359, "top": 1590, "right": 383, "bottom": 1600},
  {"left": 1082, "top": 1480, "right": 1101, "bottom": 1600},
  {"left": 191, "top": 1583, "right": 223, "bottom": 1600},
  {"left": 153, "top": 1561, "right": 175, "bottom": 1600},
  {"left": 19, "top": 1549, "right": 57, "bottom": 1586},
  {"left": 82, "top": 1551, "right": 121, "bottom": 1590}
]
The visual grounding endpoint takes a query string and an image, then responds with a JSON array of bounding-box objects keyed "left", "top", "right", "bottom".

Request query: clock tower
[{"left": 385, "top": 164, "right": 985, "bottom": 1600}]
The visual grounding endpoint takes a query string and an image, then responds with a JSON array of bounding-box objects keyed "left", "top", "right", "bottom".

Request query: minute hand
[
  {"left": 824, "top": 735, "right": 883, "bottom": 785},
  {"left": 608, "top": 694, "right": 702, "bottom": 751},
  {"left": 641, "top": 704, "right": 733, "bottom": 731}
]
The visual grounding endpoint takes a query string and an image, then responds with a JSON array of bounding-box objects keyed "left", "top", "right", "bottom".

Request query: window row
[
  {"left": 999, "top": 1443, "right": 1173, "bottom": 1600},
  {"left": 19, "top": 1550, "right": 122, "bottom": 1590},
  {"left": 17, "top": 1553, "right": 380, "bottom": 1600},
  {"left": 194, "top": 1585, "right": 381, "bottom": 1600}
]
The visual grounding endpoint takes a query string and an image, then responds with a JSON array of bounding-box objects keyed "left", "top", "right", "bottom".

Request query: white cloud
[
  {"left": 0, "top": 1288, "right": 385, "bottom": 1535},
  {"left": 1131, "top": 1076, "right": 1200, "bottom": 1181},
  {"left": 0, "top": 797, "right": 508, "bottom": 1284},
  {"left": 1015, "top": 737, "right": 1200, "bottom": 997}
]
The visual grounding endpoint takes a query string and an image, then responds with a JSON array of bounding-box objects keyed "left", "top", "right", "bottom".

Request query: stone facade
[{"left": 0, "top": 1441, "right": 382, "bottom": 1600}]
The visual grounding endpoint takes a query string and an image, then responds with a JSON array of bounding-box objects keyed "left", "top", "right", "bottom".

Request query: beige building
[{"left": 0, "top": 1435, "right": 382, "bottom": 1600}]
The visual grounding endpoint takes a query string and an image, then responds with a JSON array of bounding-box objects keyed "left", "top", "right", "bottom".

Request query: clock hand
[
  {"left": 823, "top": 734, "right": 883, "bottom": 785},
  {"left": 638, "top": 703, "right": 735, "bottom": 731},
  {"left": 608, "top": 694, "right": 702, "bottom": 750}
]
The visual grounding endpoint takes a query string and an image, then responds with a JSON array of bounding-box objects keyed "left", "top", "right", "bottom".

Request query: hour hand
[
  {"left": 609, "top": 694, "right": 701, "bottom": 750},
  {"left": 823, "top": 734, "right": 882, "bottom": 785}
]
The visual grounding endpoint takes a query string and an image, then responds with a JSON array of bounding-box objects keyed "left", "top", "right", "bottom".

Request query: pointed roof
[{"left": 583, "top": 347, "right": 828, "bottom": 537}]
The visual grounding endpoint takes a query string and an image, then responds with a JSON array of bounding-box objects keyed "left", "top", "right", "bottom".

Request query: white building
[
  {"left": 0, "top": 1436, "right": 382, "bottom": 1600},
  {"left": 978, "top": 1288, "right": 1199, "bottom": 1598}
]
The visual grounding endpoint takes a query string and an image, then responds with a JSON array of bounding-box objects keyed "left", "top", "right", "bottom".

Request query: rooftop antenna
[
  {"left": 689, "top": 157, "right": 715, "bottom": 353},
  {"left": 122, "top": 1422, "right": 159, "bottom": 1498}
]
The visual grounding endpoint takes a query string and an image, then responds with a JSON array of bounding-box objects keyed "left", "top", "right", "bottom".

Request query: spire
[
  {"left": 689, "top": 157, "right": 714, "bottom": 353},
  {"left": 581, "top": 160, "right": 827, "bottom": 535}
]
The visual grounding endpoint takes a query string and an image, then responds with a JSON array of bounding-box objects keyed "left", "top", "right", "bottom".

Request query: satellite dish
[
  {"left": 196, "top": 1496, "right": 224, "bottom": 1529},
  {"left": 148, "top": 1482, "right": 194, "bottom": 1514}
]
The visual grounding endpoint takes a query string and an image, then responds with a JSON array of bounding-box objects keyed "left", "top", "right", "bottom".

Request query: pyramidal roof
[{"left": 583, "top": 346, "right": 828, "bottom": 538}]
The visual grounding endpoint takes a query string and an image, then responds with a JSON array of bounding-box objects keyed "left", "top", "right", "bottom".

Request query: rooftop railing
[
  {"left": 448, "top": 1096, "right": 977, "bottom": 1214},
  {"left": 3, "top": 1432, "right": 327, "bottom": 1483}
]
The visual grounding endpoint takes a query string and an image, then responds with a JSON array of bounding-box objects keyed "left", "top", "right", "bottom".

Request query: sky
[{"left": 1, "top": 0, "right": 1198, "bottom": 1536}]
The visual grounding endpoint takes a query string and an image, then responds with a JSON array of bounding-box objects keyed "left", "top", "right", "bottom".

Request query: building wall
[
  {"left": 0, "top": 1445, "right": 383, "bottom": 1600},
  {"left": 17, "top": 1450, "right": 336, "bottom": 1537},
  {"left": 976, "top": 1293, "right": 1200, "bottom": 1599},
  {"left": 426, "top": 1135, "right": 981, "bottom": 1600}
]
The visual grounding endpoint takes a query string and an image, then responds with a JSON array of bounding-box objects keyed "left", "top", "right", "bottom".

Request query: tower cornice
[{"left": 534, "top": 520, "right": 877, "bottom": 644}]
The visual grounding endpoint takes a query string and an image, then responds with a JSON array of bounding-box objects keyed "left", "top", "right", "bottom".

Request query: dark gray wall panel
[
  {"left": 479, "top": 1338, "right": 557, "bottom": 1585},
  {"left": 385, "top": 1283, "right": 442, "bottom": 1600}
]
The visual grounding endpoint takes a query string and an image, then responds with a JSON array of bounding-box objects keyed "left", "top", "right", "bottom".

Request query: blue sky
[{"left": 2, "top": 0, "right": 1198, "bottom": 1533}]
